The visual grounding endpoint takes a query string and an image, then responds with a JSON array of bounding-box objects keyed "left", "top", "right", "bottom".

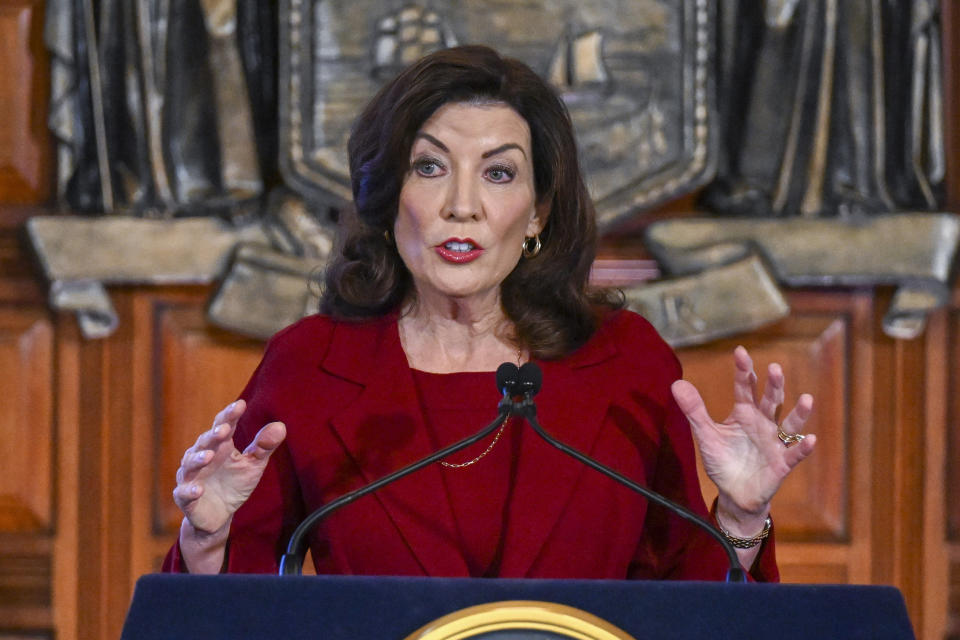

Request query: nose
[{"left": 443, "top": 171, "right": 482, "bottom": 221}]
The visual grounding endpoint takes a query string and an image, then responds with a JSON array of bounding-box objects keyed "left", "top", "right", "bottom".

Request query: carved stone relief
[
  {"left": 644, "top": 213, "right": 960, "bottom": 340},
  {"left": 44, "top": 0, "right": 277, "bottom": 217},
  {"left": 28, "top": 0, "right": 956, "bottom": 345},
  {"left": 642, "top": 0, "right": 955, "bottom": 342},
  {"left": 279, "top": 0, "right": 716, "bottom": 227}
]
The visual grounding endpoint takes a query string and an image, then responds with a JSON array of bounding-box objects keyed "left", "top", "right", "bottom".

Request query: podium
[{"left": 121, "top": 574, "right": 915, "bottom": 639}]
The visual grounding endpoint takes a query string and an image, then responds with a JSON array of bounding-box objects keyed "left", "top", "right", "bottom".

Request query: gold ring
[{"left": 778, "top": 427, "right": 806, "bottom": 447}]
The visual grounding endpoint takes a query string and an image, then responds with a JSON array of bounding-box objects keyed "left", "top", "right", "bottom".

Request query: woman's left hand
[{"left": 670, "top": 345, "right": 817, "bottom": 524}]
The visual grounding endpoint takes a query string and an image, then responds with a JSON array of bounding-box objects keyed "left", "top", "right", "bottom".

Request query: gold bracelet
[{"left": 717, "top": 515, "right": 772, "bottom": 549}]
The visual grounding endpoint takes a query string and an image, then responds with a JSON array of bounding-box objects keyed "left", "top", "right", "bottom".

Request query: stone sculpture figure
[
  {"left": 702, "top": 0, "right": 944, "bottom": 217},
  {"left": 45, "top": 0, "right": 279, "bottom": 218}
]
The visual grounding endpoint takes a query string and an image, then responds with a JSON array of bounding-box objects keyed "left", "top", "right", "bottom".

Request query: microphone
[
  {"left": 496, "top": 361, "right": 520, "bottom": 396},
  {"left": 517, "top": 362, "right": 542, "bottom": 397},
  {"left": 278, "top": 363, "right": 521, "bottom": 575},
  {"left": 511, "top": 362, "right": 747, "bottom": 583}
]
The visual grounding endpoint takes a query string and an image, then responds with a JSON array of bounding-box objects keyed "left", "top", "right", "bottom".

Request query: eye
[
  {"left": 485, "top": 164, "right": 515, "bottom": 184},
  {"left": 412, "top": 157, "right": 445, "bottom": 177}
]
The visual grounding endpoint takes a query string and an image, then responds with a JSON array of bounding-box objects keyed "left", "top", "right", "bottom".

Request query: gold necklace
[{"left": 440, "top": 348, "right": 523, "bottom": 469}]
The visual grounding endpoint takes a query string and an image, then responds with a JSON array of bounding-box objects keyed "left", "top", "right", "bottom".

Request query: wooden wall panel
[
  {"left": 951, "top": 548, "right": 960, "bottom": 640},
  {"left": 947, "top": 307, "right": 960, "bottom": 541},
  {"left": 919, "top": 306, "right": 950, "bottom": 640},
  {"left": 0, "top": 308, "right": 52, "bottom": 531},
  {"left": 0, "top": 305, "right": 53, "bottom": 637},
  {"left": 0, "top": 1, "right": 50, "bottom": 204},
  {"left": 127, "top": 293, "right": 266, "bottom": 571},
  {"left": 154, "top": 302, "right": 266, "bottom": 536},
  {"left": 946, "top": 303, "right": 960, "bottom": 639}
]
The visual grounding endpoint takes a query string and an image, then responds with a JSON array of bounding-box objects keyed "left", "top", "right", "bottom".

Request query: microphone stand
[
  {"left": 278, "top": 395, "right": 514, "bottom": 575},
  {"left": 511, "top": 389, "right": 747, "bottom": 583}
]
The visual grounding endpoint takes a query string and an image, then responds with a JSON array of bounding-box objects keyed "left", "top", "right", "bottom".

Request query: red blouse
[{"left": 412, "top": 369, "right": 522, "bottom": 576}]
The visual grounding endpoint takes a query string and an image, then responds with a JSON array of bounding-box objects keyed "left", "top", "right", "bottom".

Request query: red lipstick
[{"left": 435, "top": 237, "right": 484, "bottom": 263}]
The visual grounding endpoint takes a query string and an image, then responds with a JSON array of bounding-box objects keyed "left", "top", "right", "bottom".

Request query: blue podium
[{"left": 120, "top": 574, "right": 915, "bottom": 639}]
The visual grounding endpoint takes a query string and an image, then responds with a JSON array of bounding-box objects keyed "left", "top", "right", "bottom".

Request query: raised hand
[
  {"left": 173, "top": 400, "right": 286, "bottom": 534},
  {"left": 670, "top": 346, "right": 816, "bottom": 520}
]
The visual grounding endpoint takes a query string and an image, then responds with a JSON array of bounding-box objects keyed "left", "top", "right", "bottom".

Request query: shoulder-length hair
[{"left": 321, "top": 44, "right": 619, "bottom": 359}]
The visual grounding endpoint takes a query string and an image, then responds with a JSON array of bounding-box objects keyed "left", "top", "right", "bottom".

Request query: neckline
[{"left": 396, "top": 310, "right": 525, "bottom": 374}]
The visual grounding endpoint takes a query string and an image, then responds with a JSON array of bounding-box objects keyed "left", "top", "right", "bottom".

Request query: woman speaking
[{"left": 165, "top": 45, "right": 816, "bottom": 580}]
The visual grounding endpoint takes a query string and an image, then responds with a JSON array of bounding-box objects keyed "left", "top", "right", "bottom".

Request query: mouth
[
  {"left": 435, "top": 238, "right": 484, "bottom": 263},
  {"left": 442, "top": 239, "right": 479, "bottom": 252}
]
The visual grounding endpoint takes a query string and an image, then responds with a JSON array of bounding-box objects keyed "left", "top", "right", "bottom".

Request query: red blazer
[{"left": 164, "top": 309, "right": 777, "bottom": 580}]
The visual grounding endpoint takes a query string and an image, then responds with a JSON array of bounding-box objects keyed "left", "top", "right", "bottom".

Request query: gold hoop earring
[
  {"left": 522, "top": 234, "right": 542, "bottom": 258},
  {"left": 384, "top": 229, "right": 393, "bottom": 245}
]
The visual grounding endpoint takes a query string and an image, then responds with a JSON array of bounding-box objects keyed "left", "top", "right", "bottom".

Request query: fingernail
[
  {"left": 191, "top": 485, "right": 200, "bottom": 496},
  {"left": 194, "top": 451, "right": 207, "bottom": 463}
]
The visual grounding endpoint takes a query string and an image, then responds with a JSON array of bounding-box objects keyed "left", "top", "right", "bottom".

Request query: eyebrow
[
  {"left": 416, "top": 133, "right": 448, "bottom": 152},
  {"left": 482, "top": 143, "right": 527, "bottom": 159},
  {"left": 414, "top": 133, "right": 527, "bottom": 159}
]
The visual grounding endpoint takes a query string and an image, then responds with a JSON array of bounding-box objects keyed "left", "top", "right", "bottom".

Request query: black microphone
[
  {"left": 496, "top": 361, "right": 520, "bottom": 396},
  {"left": 512, "top": 362, "right": 748, "bottom": 583},
  {"left": 517, "top": 362, "right": 542, "bottom": 397},
  {"left": 278, "top": 363, "right": 521, "bottom": 575}
]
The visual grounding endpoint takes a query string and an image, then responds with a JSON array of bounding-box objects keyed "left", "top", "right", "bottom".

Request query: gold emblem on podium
[{"left": 406, "top": 600, "right": 636, "bottom": 639}]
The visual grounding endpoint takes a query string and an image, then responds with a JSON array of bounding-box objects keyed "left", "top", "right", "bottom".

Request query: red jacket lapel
[
  {"left": 499, "top": 329, "right": 620, "bottom": 577},
  {"left": 320, "top": 317, "right": 469, "bottom": 576}
]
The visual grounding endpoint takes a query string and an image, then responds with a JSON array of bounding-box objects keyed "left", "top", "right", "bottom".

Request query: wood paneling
[
  {"left": 870, "top": 290, "right": 935, "bottom": 632},
  {"left": 945, "top": 293, "right": 960, "bottom": 639},
  {"left": 951, "top": 548, "right": 960, "bottom": 639},
  {"left": 0, "top": 1, "right": 50, "bottom": 204},
  {"left": 0, "top": 308, "right": 53, "bottom": 532},
  {"left": 149, "top": 297, "right": 265, "bottom": 537},
  {"left": 0, "top": 208, "right": 54, "bottom": 636},
  {"left": 947, "top": 307, "right": 960, "bottom": 541},
  {"left": 0, "top": 536, "right": 52, "bottom": 636},
  {"left": 921, "top": 306, "right": 950, "bottom": 640}
]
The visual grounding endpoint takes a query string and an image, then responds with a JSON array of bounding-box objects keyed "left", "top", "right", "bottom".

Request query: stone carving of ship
[
  {"left": 548, "top": 29, "right": 611, "bottom": 99},
  {"left": 372, "top": 5, "right": 458, "bottom": 80},
  {"left": 547, "top": 28, "right": 668, "bottom": 199}
]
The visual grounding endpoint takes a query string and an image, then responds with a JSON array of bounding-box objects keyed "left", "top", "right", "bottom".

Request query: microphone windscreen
[
  {"left": 518, "top": 362, "right": 542, "bottom": 395},
  {"left": 496, "top": 362, "right": 520, "bottom": 394}
]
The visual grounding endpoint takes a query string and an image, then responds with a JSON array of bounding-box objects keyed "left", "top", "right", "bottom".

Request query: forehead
[{"left": 415, "top": 101, "right": 532, "bottom": 150}]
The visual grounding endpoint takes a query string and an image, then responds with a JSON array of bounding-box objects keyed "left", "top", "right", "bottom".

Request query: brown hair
[{"left": 321, "top": 45, "right": 620, "bottom": 358}]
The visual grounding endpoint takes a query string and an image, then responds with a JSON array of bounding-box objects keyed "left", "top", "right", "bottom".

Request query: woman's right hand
[{"left": 173, "top": 400, "right": 286, "bottom": 571}]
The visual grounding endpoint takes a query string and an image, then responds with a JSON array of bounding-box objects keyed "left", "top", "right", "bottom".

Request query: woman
[{"left": 166, "top": 45, "right": 816, "bottom": 579}]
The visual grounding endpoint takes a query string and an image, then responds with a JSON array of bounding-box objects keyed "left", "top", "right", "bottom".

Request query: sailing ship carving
[
  {"left": 372, "top": 5, "right": 457, "bottom": 80},
  {"left": 547, "top": 28, "right": 668, "bottom": 199},
  {"left": 548, "top": 29, "right": 610, "bottom": 96}
]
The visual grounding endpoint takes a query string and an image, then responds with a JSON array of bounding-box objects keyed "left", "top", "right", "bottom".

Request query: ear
[{"left": 527, "top": 198, "right": 551, "bottom": 236}]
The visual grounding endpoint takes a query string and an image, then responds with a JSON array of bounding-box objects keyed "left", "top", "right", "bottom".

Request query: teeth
[{"left": 444, "top": 241, "right": 474, "bottom": 252}]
